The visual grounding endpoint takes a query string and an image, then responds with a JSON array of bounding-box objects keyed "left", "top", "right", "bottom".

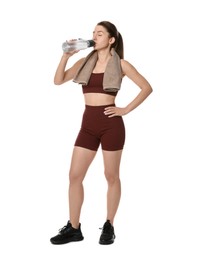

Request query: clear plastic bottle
[{"left": 62, "top": 38, "right": 95, "bottom": 52}]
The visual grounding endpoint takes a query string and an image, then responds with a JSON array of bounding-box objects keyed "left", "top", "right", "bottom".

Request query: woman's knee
[
  {"left": 104, "top": 170, "right": 120, "bottom": 185},
  {"left": 69, "top": 170, "right": 85, "bottom": 184}
]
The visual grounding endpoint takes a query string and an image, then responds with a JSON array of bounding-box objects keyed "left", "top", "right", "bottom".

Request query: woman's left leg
[{"left": 102, "top": 149, "right": 123, "bottom": 225}]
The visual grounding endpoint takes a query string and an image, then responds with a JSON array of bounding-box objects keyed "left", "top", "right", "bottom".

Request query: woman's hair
[{"left": 97, "top": 21, "right": 124, "bottom": 59}]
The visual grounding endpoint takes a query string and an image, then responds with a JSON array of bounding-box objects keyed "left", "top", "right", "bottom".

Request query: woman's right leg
[{"left": 68, "top": 146, "right": 97, "bottom": 228}]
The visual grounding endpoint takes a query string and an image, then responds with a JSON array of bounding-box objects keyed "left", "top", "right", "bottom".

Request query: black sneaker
[
  {"left": 99, "top": 220, "right": 115, "bottom": 245},
  {"left": 50, "top": 221, "right": 84, "bottom": 244}
]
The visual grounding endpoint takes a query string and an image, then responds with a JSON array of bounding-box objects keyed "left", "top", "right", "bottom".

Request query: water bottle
[{"left": 62, "top": 38, "right": 95, "bottom": 52}]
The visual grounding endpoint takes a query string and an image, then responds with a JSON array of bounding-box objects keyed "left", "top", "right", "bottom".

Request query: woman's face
[{"left": 92, "top": 25, "right": 113, "bottom": 50}]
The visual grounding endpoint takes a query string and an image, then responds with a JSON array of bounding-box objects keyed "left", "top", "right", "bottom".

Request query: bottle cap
[{"left": 87, "top": 40, "right": 95, "bottom": 47}]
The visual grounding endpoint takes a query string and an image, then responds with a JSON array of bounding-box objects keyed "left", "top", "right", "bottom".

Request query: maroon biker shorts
[{"left": 74, "top": 104, "right": 125, "bottom": 151}]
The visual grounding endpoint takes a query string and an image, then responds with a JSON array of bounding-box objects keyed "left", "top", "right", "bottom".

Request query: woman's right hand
[{"left": 62, "top": 39, "right": 80, "bottom": 56}]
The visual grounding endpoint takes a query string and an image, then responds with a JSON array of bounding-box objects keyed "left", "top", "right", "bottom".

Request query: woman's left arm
[
  {"left": 104, "top": 60, "right": 153, "bottom": 117},
  {"left": 122, "top": 59, "right": 153, "bottom": 114}
]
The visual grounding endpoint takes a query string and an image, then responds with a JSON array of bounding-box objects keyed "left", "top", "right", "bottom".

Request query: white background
[{"left": 0, "top": 0, "right": 197, "bottom": 259}]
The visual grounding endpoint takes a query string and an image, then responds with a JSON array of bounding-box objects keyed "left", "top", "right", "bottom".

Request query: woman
[{"left": 50, "top": 21, "right": 153, "bottom": 245}]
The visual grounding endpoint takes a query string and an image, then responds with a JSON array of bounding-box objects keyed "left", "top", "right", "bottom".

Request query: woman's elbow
[
  {"left": 146, "top": 84, "right": 153, "bottom": 95},
  {"left": 54, "top": 79, "right": 63, "bottom": 85},
  {"left": 149, "top": 86, "right": 153, "bottom": 94}
]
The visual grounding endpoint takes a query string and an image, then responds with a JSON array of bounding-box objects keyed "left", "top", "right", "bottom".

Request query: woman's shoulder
[
  {"left": 121, "top": 59, "right": 138, "bottom": 76},
  {"left": 121, "top": 59, "right": 134, "bottom": 67}
]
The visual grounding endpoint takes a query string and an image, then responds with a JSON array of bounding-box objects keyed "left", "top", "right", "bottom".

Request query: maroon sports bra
[{"left": 82, "top": 73, "right": 117, "bottom": 97}]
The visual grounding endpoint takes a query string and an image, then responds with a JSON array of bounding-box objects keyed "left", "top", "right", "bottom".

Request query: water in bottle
[{"left": 62, "top": 38, "right": 95, "bottom": 52}]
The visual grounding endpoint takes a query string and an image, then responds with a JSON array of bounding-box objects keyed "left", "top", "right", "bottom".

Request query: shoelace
[
  {"left": 99, "top": 223, "right": 112, "bottom": 234},
  {"left": 59, "top": 223, "right": 71, "bottom": 234}
]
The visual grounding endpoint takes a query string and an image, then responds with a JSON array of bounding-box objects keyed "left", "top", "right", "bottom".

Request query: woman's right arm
[{"left": 54, "top": 52, "right": 85, "bottom": 85}]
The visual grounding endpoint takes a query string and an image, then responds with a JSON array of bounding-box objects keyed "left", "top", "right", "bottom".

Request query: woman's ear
[{"left": 109, "top": 37, "right": 115, "bottom": 45}]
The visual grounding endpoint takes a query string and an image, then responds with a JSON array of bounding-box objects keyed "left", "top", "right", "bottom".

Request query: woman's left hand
[{"left": 104, "top": 106, "right": 127, "bottom": 117}]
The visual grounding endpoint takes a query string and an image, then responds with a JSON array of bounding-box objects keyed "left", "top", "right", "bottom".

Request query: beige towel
[{"left": 73, "top": 48, "right": 122, "bottom": 92}]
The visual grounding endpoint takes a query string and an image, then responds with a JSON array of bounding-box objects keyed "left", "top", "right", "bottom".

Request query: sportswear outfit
[
  {"left": 50, "top": 72, "right": 124, "bottom": 245},
  {"left": 75, "top": 73, "right": 125, "bottom": 151}
]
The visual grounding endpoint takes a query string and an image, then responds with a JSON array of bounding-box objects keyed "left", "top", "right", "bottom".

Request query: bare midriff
[{"left": 83, "top": 93, "right": 116, "bottom": 106}]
